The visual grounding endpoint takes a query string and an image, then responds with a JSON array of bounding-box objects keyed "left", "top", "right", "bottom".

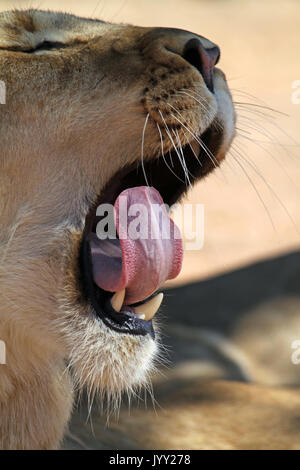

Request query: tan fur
[{"left": 0, "top": 10, "right": 235, "bottom": 449}]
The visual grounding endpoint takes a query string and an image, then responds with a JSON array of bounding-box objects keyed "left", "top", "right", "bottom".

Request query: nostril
[{"left": 182, "top": 38, "right": 220, "bottom": 93}]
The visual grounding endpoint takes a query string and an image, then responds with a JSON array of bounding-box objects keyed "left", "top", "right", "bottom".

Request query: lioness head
[{"left": 0, "top": 10, "right": 235, "bottom": 400}]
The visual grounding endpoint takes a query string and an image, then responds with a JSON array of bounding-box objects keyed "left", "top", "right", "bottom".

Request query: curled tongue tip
[
  {"left": 115, "top": 186, "right": 183, "bottom": 305},
  {"left": 90, "top": 186, "right": 183, "bottom": 305}
]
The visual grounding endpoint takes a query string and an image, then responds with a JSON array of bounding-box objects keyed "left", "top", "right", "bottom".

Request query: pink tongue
[{"left": 89, "top": 186, "right": 183, "bottom": 305}]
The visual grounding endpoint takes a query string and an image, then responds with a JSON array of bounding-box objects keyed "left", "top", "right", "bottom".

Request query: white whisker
[
  {"left": 173, "top": 128, "right": 192, "bottom": 187},
  {"left": 158, "top": 110, "right": 187, "bottom": 174},
  {"left": 168, "top": 108, "right": 221, "bottom": 173},
  {"left": 141, "top": 113, "right": 150, "bottom": 186},
  {"left": 156, "top": 122, "right": 185, "bottom": 184},
  {"left": 231, "top": 144, "right": 300, "bottom": 236},
  {"left": 230, "top": 149, "right": 276, "bottom": 232}
]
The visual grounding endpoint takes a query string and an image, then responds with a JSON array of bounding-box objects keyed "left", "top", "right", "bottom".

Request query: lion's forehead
[{"left": 0, "top": 9, "right": 118, "bottom": 50}]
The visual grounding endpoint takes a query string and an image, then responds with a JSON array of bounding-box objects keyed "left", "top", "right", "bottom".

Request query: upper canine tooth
[
  {"left": 111, "top": 289, "right": 125, "bottom": 312},
  {"left": 134, "top": 293, "right": 164, "bottom": 322}
]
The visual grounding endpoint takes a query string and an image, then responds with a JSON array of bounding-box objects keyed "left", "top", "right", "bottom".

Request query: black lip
[{"left": 79, "top": 125, "right": 222, "bottom": 337}]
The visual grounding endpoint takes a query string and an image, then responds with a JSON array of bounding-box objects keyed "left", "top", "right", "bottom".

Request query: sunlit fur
[{"left": 0, "top": 10, "right": 235, "bottom": 449}]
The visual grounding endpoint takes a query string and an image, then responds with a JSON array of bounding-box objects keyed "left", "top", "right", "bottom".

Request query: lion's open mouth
[{"left": 80, "top": 125, "right": 222, "bottom": 337}]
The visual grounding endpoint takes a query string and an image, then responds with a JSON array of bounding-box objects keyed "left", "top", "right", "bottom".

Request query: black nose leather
[{"left": 183, "top": 38, "right": 220, "bottom": 92}]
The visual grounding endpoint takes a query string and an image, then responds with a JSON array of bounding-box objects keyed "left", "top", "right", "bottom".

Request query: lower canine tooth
[
  {"left": 134, "top": 293, "right": 164, "bottom": 321},
  {"left": 111, "top": 289, "right": 125, "bottom": 312}
]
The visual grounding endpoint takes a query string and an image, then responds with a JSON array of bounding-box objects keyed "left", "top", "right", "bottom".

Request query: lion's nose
[
  {"left": 182, "top": 38, "right": 220, "bottom": 93},
  {"left": 141, "top": 28, "right": 221, "bottom": 92}
]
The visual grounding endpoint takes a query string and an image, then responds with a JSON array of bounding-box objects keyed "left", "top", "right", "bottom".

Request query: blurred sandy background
[
  {"left": 1, "top": 0, "right": 300, "bottom": 285},
  {"left": 2, "top": 0, "right": 300, "bottom": 449}
]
